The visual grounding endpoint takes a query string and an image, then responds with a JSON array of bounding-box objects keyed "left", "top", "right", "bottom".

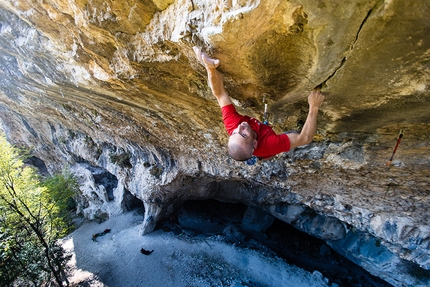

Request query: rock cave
[{"left": 0, "top": 0, "right": 429, "bottom": 286}]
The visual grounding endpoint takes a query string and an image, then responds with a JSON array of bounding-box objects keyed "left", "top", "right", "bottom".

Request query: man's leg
[{"left": 193, "top": 47, "right": 232, "bottom": 107}]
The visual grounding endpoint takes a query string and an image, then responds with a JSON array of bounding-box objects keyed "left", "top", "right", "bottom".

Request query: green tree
[{"left": 0, "top": 133, "right": 78, "bottom": 286}]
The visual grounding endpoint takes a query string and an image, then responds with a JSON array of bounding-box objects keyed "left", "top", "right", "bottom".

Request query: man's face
[
  {"left": 228, "top": 122, "right": 258, "bottom": 160},
  {"left": 230, "top": 122, "right": 256, "bottom": 145}
]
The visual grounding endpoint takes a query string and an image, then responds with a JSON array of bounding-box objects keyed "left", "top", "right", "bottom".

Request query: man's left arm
[{"left": 288, "top": 89, "right": 325, "bottom": 149}]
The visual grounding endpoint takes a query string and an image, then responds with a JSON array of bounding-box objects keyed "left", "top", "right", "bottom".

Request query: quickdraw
[{"left": 386, "top": 129, "right": 404, "bottom": 167}]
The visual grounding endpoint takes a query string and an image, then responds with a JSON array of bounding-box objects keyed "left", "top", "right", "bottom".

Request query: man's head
[{"left": 228, "top": 122, "right": 257, "bottom": 161}]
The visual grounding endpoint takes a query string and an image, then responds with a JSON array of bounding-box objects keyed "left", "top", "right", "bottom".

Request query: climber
[{"left": 193, "top": 46, "right": 325, "bottom": 163}]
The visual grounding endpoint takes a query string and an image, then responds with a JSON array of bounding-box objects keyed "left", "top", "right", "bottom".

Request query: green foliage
[
  {"left": 0, "top": 223, "right": 22, "bottom": 286},
  {"left": 41, "top": 170, "right": 79, "bottom": 237},
  {"left": 0, "top": 133, "right": 77, "bottom": 286}
]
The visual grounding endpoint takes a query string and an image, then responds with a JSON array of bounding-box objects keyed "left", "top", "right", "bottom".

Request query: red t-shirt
[{"left": 221, "top": 104, "right": 290, "bottom": 159}]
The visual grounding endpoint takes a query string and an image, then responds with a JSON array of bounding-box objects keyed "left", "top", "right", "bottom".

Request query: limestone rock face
[{"left": 0, "top": 0, "right": 429, "bottom": 285}]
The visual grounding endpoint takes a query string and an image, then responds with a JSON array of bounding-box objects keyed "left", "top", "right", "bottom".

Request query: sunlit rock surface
[{"left": 0, "top": 0, "right": 429, "bottom": 286}]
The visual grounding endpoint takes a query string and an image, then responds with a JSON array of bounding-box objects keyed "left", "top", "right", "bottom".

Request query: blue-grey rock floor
[{"left": 62, "top": 200, "right": 392, "bottom": 287}]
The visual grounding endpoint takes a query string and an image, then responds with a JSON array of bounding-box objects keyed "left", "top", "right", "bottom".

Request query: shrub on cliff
[{"left": 0, "top": 133, "right": 78, "bottom": 287}]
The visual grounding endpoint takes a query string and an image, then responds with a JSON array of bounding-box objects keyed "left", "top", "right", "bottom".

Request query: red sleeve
[{"left": 221, "top": 104, "right": 246, "bottom": 135}]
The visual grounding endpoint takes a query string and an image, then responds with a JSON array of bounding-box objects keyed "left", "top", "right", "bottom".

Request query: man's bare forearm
[
  {"left": 207, "top": 68, "right": 231, "bottom": 107},
  {"left": 300, "top": 107, "right": 320, "bottom": 144},
  {"left": 194, "top": 46, "right": 232, "bottom": 108},
  {"left": 288, "top": 89, "right": 324, "bottom": 149}
]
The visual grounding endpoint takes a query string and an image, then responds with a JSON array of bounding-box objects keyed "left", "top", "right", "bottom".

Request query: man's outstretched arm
[
  {"left": 193, "top": 47, "right": 232, "bottom": 108},
  {"left": 288, "top": 89, "right": 325, "bottom": 149}
]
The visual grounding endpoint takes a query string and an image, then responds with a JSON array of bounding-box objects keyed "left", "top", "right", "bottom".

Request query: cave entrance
[
  {"left": 24, "top": 156, "right": 49, "bottom": 175},
  {"left": 166, "top": 199, "right": 391, "bottom": 287},
  {"left": 122, "top": 188, "right": 144, "bottom": 214},
  {"left": 90, "top": 166, "right": 118, "bottom": 201},
  {"left": 176, "top": 199, "right": 247, "bottom": 234}
]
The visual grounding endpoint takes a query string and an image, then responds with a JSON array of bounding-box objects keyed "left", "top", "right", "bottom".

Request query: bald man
[{"left": 194, "top": 47, "right": 324, "bottom": 162}]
